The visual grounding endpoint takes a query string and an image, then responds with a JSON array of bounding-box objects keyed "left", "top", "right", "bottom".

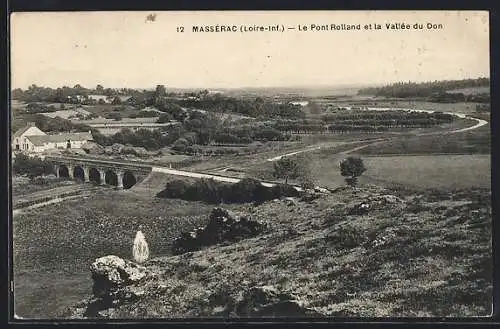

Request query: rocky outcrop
[
  {"left": 234, "top": 285, "right": 322, "bottom": 317},
  {"left": 90, "top": 255, "right": 148, "bottom": 298},
  {"left": 66, "top": 255, "right": 151, "bottom": 318},
  {"left": 171, "top": 207, "right": 266, "bottom": 255},
  {"left": 349, "top": 194, "right": 406, "bottom": 215}
]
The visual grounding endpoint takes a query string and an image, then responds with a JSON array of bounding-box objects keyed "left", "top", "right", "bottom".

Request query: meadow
[
  {"left": 359, "top": 154, "right": 491, "bottom": 190},
  {"left": 358, "top": 124, "right": 491, "bottom": 155},
  {"left": 292, "top": 148, "right": 490, "bottom": 190},
  {"left": 13, "top": 189, "right": 215, "bottom": 318}
]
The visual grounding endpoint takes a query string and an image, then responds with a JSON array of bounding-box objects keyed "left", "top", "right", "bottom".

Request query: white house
[{"left": 12, "top": 122, "right": 93, "bottom": 153}]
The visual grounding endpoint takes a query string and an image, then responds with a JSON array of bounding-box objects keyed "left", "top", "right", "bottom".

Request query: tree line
[
  {"left": 357, "top": 78, "right": 490, "bottom": 99},
  {"left": 12, "top": 84, "right": 306, "bottom": 120},
  {"left": 272, "top": 111, "right": 455, "bottom": 134},
  {"left": 93, "top": 111, "right": 290, "bottom": 152}
]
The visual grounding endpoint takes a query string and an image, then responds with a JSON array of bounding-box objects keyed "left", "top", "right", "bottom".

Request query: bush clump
[
  {"left": 13, "top": 153, "right": 54, "bottom": 179},
  {"left": 156, "top": 179, "right": 191, "bottom": 199},
  {"left": 156, "top": 178, "right": 300, "bottom": 204},
  {"left": 171, "top": 207, "right": 266, "bottom": 255}
]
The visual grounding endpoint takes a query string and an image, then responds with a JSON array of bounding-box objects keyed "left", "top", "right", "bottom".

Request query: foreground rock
[
  {"left": 348, "top": 193, "right": 406, "bottom": 215},
  {"left": 65, "top": 255, "right": 152, "bottom": 318},
  {"left": 90, "top": 255, "right": 148, "bottom": 298},
  {"left": 235, "top": 285, "right": 322, "bottom": 317},
  {"left": 171, "top": 207, "right": 266, "bottom": 255}
]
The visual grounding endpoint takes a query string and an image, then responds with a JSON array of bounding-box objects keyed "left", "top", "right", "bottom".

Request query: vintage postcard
[{"left": 9, "top": 10, "right": 491, "bottom": 319}]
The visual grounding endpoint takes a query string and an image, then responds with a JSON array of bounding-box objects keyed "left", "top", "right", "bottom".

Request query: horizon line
[{"left": 11, "top": 76, "right": 490, "bottom": 91}]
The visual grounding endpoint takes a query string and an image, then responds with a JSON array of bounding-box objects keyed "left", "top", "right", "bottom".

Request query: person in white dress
[{"left": 133, "top": 226, "right": 150, "bottom": 263}]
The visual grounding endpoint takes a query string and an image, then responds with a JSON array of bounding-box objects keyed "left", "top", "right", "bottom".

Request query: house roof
[
  {"left": 26, "top": 132, "right": 93, "bottom": 146},
  {"left": 13, "top": 126, "right": 32, "bottom": 138},
  {"left": 13, "top": 125, "right": 44, "bottom": 138}
]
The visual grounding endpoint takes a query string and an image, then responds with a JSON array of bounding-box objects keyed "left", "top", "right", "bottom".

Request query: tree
[
  {"left": 111, "top": 96, "right": 122, "bottom": 105},
  {"left": 171, "top": 138, "right": 190, "bottom": 152},
  {"left": 13, "top": 154, "right": 54, "bottom": 179},
  {"left": 273, "top": 157, "right": 300, "bottom": 185},
  {"left": 339, "top": 156, "right": 366, "bottom": 186}
]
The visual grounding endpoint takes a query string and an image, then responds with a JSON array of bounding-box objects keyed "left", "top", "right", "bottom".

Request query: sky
[{"left": 10, "top": 11, "right": 490, "bottom": 90}]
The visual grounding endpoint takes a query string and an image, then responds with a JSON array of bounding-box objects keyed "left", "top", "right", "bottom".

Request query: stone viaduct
[{"left": 46, "top": 156, "right": 152, "bottom": 189}]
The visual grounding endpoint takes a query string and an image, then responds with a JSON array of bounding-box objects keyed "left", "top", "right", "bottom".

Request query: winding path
[{"left": 265, "top": 107, "right": 488, "bottom": 161}]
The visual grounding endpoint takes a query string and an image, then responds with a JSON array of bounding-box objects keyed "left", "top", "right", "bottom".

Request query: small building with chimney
[{"left": 12, "top": 122, "right": 93, "bottom": 153}]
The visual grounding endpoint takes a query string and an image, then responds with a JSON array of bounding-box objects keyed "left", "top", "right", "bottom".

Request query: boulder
[
  {"left": 235, "top": 285, "right": 321, "bottom": 317},
  {"left": 314, "top": 186, "right": 331, "bottom": 194},
  {"left": 300, "top": 190, "right": 322, "bottom": 202},
  {"left": 348, "top": 202, "right": 370, "bottom": 215},
  {"left": 90, "top": 255, "right": 147, "bottom": 298},
  {"left": 171, "top": 208, "right": 266, "bottom": 255},
  {"left": 348, "top": 193, "right": 405, "bottom": 215}
]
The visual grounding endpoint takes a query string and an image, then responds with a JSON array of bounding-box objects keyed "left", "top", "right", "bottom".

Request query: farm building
[
  {"left": 88, "top": 94, "right": 132, "bottom": 104},
  {"left": 12, "top": 122, "right": 93, "bottom": 153}
]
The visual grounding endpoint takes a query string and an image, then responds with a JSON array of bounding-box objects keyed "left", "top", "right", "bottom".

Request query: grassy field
[
  {"left": 11, "top": 176, "right": 77, "bottom": 198},
  {"left": 360, "top": 155, "right": 491, "bottom": 190},
  {"left": 13, "top": 175, "right": 492, "bottom": 318},
  {"left": 81, "top": 104, "right": 140, "bottom": 118},
  {"left": 239, "top": 140, "right": 380, "bottom": 183},
  {"left": 64, "top": 185, "right": 492, "bottom": 318},
  {"left": 364, "top": 101, "right": 484, "bottom": 115},
  {"left": 298, "top": 150, "right": 490, "bottom": 190},
  {"left": 320, "top": 100, "right": 486, "bottom": 116},
  {"left": 447, "top": 86, "right": 490, "bottom": 95},
  {"left": 13, "top": 189, "right": 216, "bottom": 318},
  {"left": 358, "top": 124, "right": 490, "bottom": 155}
]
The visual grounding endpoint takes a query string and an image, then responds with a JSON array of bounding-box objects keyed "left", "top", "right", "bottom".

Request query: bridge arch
[
  {"left": 89, "top": 167, "right": 101, "bottom": 184},
  {"left": 122, "top": 170, "right": 137, "bottom": 189},
  {"left": 73, "top": 166, "right": 85, "bottom": 182},
  {"left": 58, "top": 165, "right": 69, "bottom": 178},
  {"left": 105, "top": 170, "right": 118, "bottom": 187}
]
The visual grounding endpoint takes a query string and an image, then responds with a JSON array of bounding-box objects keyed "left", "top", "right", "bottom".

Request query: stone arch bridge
[{"left": 46, "top": 156, "right": 152, "bottom": 189}]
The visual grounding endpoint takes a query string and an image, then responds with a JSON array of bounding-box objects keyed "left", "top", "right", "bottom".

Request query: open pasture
[
  {"left": 360, "top": 154, "right": 491, "bottom": 190},
  {"left": 358, "top": 124, "right": 491, "bottom": 155},
  {"left": 13, "top": 189, "right": 215, "bottom": 318}
]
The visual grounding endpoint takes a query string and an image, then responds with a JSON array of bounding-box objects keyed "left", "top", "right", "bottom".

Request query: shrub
[
  {"left": 184, "top": 178, "right": 225, "bottom": 204},
  {"left": 156, "top": 177, "right": 300, "bottom": 204},
  {"left": 13, "top": 154, "right": 54, "bottom": 179},
  {"left": 157, "top": 179, "right": 190, "bottom": 199},
  {"left": 121, "top": 148, "right": 139, "bottom": 157},
  {"left": 273, "top": 157, "right": 300, "bottom": 185},
  {"left": 171, "top": 138, "right": 190, "bottom": 152},
  {"left": 32, "top": 176, "right": 50, "bottom": 185},
  {"left": 325, "top": 224, "right": 364, "bottom": 249},
  {"left": 226, "top": 178, "right": 262, "bottom": 203}
]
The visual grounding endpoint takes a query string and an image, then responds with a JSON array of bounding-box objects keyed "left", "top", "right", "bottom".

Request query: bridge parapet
[
  {"left": 46, "top": 156, "right": 152, "bottom": 174},
  {"left": 47, "top": 155, "right": 152, "bottom": 189}
]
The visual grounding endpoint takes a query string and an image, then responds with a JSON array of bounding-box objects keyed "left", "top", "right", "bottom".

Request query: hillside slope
[{"left": 64, "top": 185, "right": 492, "bottom": 318}]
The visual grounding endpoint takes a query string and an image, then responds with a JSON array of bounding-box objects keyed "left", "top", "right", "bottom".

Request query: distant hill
[{"left": 357, "top": 78, "right": 490, "bottom": 98}]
